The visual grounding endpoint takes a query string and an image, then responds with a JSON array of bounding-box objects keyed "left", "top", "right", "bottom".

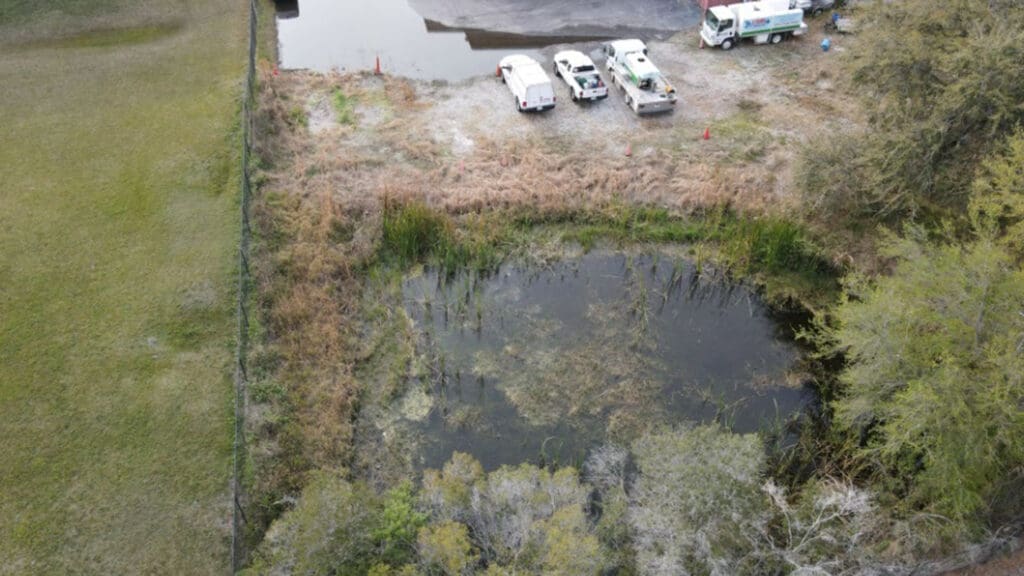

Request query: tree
[
  {"left": 469, "top": 464, "right": 589, "bottom": 568},
  {"left": 970, "top": 129, "right": 1024, "bottom": 260},
  {"left": 799, "top": 0, "right": 1024, "bottom": 221},
  {"left": 418, "top": 521, "right": 478, "bottom": 576},
  {"left": 763, "top": 479, "right": 877, "bottom": 575},
  {"left": 245, "top": 471, "right": 381, "bottom": 575},
  {"left": 586, "top": 445, "right": 637, "bottom": 574},
  {"left": 375, "top": 481, "right": 428, "bottom": 566},
  {"left": 420, "top": 451, "right": 485, "bottom": 523},
  {"left": 818, "top": 231, "right": 1024, "bottom": 532},
  {"left": 535, "top": 507, "right": 605, "bottom": 575},
  {"left": 628, "top": 425, "right": 773, "bottom": 576},
  {"left": 420, "top": 453, "right": 604, "bottom": 574}
]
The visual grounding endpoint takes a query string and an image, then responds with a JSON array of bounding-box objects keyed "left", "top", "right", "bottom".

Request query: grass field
[{"left": 0, "top": 1, "right": 245, "bottom": 573}]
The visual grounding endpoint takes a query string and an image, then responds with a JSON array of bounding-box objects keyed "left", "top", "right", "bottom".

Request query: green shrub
[
  {"left": 812, "top": 231, "right": 1024, "bottom": 536},
  {"left": 800, "top": 0, "right": 1024, "bottom": 223},
  {"left": 374, "top": 481, "right": 428, "bottom": 566}
]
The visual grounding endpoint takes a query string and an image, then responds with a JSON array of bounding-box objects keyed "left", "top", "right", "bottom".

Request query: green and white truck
[
  {"left": 604, "top": 39, "right": 677, "bottom": 115},
  {"left": 700, "top": 0, "right": 808, "bottom": 50}
]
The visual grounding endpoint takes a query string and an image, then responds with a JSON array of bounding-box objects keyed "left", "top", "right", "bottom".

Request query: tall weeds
[{"left": 380, "top": 198, "right": 504, "bottom": 273}]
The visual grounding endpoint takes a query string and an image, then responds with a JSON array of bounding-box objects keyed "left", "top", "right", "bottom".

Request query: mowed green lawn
[{"left": 0, "top": 1, "right": 245, "bottom": 573}]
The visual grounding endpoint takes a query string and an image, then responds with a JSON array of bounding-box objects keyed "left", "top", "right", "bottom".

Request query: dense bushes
[
  {"left": 812, "top": 232, "right": 1024, "bottom": 539},
  {"left": 794, "top": 4, "right": 1024, "bottom": 543},
  {"left": 798, "top": 0, "right": 1024, "bottom": 222},
  {"left": 247, "top": 427, "right": 888, "bottom": 575}
]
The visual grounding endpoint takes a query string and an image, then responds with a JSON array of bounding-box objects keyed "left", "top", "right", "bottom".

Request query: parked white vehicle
[
  {"left": 552, "top": 50, "right": 608, "bottom": 102},
  {"left": 700, "top": 0, "right": 808, "bottom": 50},
  {"left": 498, "top": 55, "right": 556, "bottom": 112},
  {"left": 604, "top": 39, "right": 677, "bottom": 115}
]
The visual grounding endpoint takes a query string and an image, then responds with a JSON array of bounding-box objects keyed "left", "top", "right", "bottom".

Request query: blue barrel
[{"left": 821, "top": 37, "right": 831, "bottom": 52}]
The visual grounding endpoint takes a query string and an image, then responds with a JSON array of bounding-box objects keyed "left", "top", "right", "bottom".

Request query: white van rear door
[{"left": 526, "top": 83, "right": 554, "bottom": 107}]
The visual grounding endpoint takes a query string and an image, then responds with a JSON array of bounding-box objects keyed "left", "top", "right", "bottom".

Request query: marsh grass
[
  {"left": 559, "top": 205, "right": 838, "bottom": 309},
  {"left": 378, "top": 200, "right": 836, "bottom": 308},
  {"left": 381, "top": 198, "right": 505, "bottom": 273}
]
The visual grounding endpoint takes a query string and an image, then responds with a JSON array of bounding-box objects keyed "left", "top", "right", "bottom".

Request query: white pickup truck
[
  {"left": 604, "top": 39, "right": 677, "bottom": 115},
  {"left": 552, "top": 50, "right": 608, "bottom": 102}
]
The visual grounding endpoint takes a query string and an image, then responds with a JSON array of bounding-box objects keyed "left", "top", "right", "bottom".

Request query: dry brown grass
[
  {"left": 246, "top": 151, "right": 379, "bottom": 532},
  {"left": 256, "top": 67, "right": 806, "bottom": 223}
]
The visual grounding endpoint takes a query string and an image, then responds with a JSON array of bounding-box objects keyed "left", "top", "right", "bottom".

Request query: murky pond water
[
  {"left": 276, "top": 0, "right": 700, "bottom": 80},
  {"left": 383, "top": 251, "right": 811, "bottom": 472}
]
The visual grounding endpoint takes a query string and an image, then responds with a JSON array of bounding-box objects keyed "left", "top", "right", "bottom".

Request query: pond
[
  {"left": 275, "top": 0, "right": 701, "bottom": 80},
  {"left": 362, "top": 251, "right": 814, "bottom": 475}
]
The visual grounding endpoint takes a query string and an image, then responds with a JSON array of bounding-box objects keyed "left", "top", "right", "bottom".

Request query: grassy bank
[
  {"left": 0, "top": 1, "right": 245, "bottom": 573},
  {"left": 380, "top": 202, "right": 840, "bottom": 310}
]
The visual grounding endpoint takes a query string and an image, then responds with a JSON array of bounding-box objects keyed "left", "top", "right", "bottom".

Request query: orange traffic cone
[
  {"left": 625, "top": 143, "right": 633, "bottom": 157},
  {"left": 703, "top": 127, "right": 710, "bottom": 140},
  {"left": 374, "top": 56, "right": 382, "bottom": 75}
]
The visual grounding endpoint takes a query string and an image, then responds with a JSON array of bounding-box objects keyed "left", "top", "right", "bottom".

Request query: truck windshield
[
  {"left": 574, "top": 65, "right": 595, "bottom": 73},
  {"left": 706, "top": 12, "right": 720, "bottom": 29}
]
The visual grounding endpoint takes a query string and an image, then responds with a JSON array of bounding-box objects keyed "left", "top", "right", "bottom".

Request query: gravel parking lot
[{"left": 262, "top": 22, "right": 862, "bottom": 217}]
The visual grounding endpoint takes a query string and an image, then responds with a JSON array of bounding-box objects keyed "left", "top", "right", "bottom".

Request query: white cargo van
[{"left": 498, "top": 55, "right": 556, "bottom": 112}]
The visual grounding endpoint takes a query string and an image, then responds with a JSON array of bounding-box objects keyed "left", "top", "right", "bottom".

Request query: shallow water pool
[{"left": 390, "top": 251, "right": 812, "bottom": 471}]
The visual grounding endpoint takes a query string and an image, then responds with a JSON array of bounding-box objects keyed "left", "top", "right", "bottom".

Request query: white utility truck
[
  {"left": 499, "top": 55, "right": 556, "bottom": 112},
  {"left": 552, "top": 50, "right": 608, "bottom": 102},
  {"left": 603, "top": 39, "right": 677, "bottom": 115},
  {"left": 701, "top": 0, "right": 807, "bottom": 50}
]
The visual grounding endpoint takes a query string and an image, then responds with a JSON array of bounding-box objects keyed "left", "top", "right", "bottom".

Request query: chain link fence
[{"left": 231, "top": 0, "right": 258, "bottom": 571}]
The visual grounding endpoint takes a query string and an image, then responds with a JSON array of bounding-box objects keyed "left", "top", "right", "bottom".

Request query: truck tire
[
  {"left": 571, "top": 91, "right": 578, "bottom": 102},
  {"left": 721, "top": 38, "right": 734, "bottom": 50},
  {"left": 770, "top": 33, "right": 782, "bottom": 44},
  {"left": 812, "top": 7, "right": 823, "bottom": 16},
  {"left": 516, "top": 97, "right": 523, "bottom": 112},
  {"left": 553, "top": 63, "right": 561, "bottom": 78}
]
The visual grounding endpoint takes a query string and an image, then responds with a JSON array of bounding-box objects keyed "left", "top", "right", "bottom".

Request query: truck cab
[
  {"left": 702, "top": 6, "right": 736, "bottom": 49},
  {"left": 701, "top": 0, "right": 807, "bottom": 50},
  {"left": 603, "top": 39, "right": 648, "bottom": 71}
]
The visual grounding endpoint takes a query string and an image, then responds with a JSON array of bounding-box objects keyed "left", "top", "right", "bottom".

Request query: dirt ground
[{"left": 259, "top": 22, "right": 861, "bottom": 220}]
